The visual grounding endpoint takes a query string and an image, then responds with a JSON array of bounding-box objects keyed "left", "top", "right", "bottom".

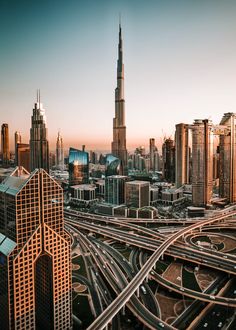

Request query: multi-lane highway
[
  {"left": 66, "top": 208, "right": 236, "bottom": 329},
  {"left": 66, "top": 215, "right": 236, "bottom": 275}
]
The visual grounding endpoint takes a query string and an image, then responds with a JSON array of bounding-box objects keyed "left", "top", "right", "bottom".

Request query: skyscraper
[
  {"left": 69, "top": 147, "right": 89, "bottom": 186},
  {"left": 14, "top": 131, "right": 21, "bottom": 165},
  {"left": 149, "top": 138, "right": 157, "bottom": 171},
  {"left": 153, "top": 150, "right": 160, "bottom": 171},
  {"left": 105, "top": 175, "right": 128, "bottom": 205},
  {"left": 192, "top": 119, "right": 213, "bottom": 206},
  {"left": 105, "top": 154, "right": 120, "bottom": 176},
  {"left": 56, "top": 131, "right": 64, "bottom": 170},
  {"left": 175, "top": 123, "right": 190, "bottom": 188},
  {"left": 16, "top": 143, "right": 30, "bottom": 172},
  {"left": 162, "top": 138, "right": 175, "bottom": 183},
  {"left": 1, "top": 123, "right": 10, "bottom": 167},
  {"left": 111, "top": 23, "right": 127, "bottom": 175},
  {"left": 219, "top": 113, "right": 236, "bottom": 202},
  {"left": 30, "top": 91, "right": 49, "bottom": 172},
  {"left": 0, "top": 167, "right": 72, "bottom": 329}
]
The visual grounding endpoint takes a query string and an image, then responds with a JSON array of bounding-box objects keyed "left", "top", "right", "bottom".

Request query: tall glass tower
[
  {"left": 111, "top": 24, "right": 127, "bottom": 175},
  {"left": 56, "top": 131, "right": 64, "bottom": 170},
  {"left": 1, "top": 123, "right": 10, "bottom": 167},
  {"left": 0, "top": 167, "right": 72, "bottom": 329},
  {"left": 69, "top": 147, "right": 89, "bottom": 186},
  {"left": 14, "top": 131, "right": 21, "bottom": 166},
  {"left": 30, "top": 90, "right": 49, "bottom": 172}
]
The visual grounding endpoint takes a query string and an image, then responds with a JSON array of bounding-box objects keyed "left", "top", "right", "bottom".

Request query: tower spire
[
  {"left": 117, "top": 19, "right": 123, "bottom": 77},
  {"left": 111, "top": 20, "right": 127, "bottom": 175},
  {"left": 30, "top": 91, "right": 49, "bottom": 172}
]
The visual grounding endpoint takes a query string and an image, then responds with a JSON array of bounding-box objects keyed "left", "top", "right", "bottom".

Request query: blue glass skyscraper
[
  {"left": 105, "top": 154, "right": 120, "bottom": 176},
  {"left": 69, "top": 148, "right": 89, "bottom": 186}
]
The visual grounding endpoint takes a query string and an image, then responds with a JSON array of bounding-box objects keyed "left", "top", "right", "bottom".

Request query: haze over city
[{"left": 1, "top": 0, "right": 236, "bottom": 151}]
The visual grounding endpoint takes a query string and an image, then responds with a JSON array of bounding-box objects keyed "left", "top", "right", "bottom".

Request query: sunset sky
[{"left": 1, "top": 0, "right": 236, "bottom": 152}]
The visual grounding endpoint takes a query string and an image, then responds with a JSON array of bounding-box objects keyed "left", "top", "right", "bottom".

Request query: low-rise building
[
  {"left": 161, "top": 188, "right": 185, "bottom": 205},
  {"left": 70, "top": 184, "right": 97, "bottom": 206}
]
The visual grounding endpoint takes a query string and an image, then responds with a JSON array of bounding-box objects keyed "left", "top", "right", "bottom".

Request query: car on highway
[
  {"left": 140, "top": 285, "right": 147, "bottom": 294},
  {"left": 158, "top": 322, "right": 164, "bottom": 328},
  {"left": 210, "top": 295, "right": 215, "bottom": 300}
]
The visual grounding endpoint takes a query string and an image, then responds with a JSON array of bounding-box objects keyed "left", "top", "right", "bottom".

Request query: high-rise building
[
  {"left": 30, "top": 91, "right": 49, "bottom": 172},
  {"left": 89, "top": 150, "right": 98, "bottom": 164},
  {"left": 132, "top": 153, "right": 145, "bottom": 171},
  {"left": 162, "top": 138, "right": 175, "bottom": 183},
  {"left": 125, "top": 180, "right": 150, "bottom": 208},
  {"left": 153, "top": 150, "right": 160, "bottom": 171},
  {"left": 219, "top": 113, "right": 236, "bottom": 202},
  {"left": 56, "top": 131, "right": 64, "bottom": 170},
  {"left": 175, "top": 123, "right": 190, "bottom": 188},
  {"left": 135, "top": 146, "right": 145, "bottom": 156},
  {"left": 14, "top": 131, "right": 21, "bottom": 165},
  {"left": 69, "top": 147, "right": 89, "bottom": 186},
  {"left": 213, "top": 147, "right": 220, "bottom": 181},
  {"left": 16, "top": 143, "right": 30, "bottom": 172},
  {"left": 1, "top": 123, "right": 10, "bottom": 167},
  {"left": 192, "top": 119, "right": 214, "bottom": 206},
  {"left": 49, "top": 152, "right": 56, "bottom": 168},
  {"left": 144, "top": 157, "right": 151, "bottom": 172},
  {"left": 105, "top": 175, "right": 128, "bottom": 205},
  {"left": 0, "top": 167, "right": 72, "bottom": 330},
  {"left": 105, "top": 154, "right": 120, "bottom": 176},
  {"left": 149, "top": 138, "right": 157, "bottom": 171},
  {"left": 111, "top": 24, "right": 127, "bottom": 175}
]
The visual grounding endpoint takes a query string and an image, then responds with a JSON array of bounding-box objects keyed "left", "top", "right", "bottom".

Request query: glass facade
[
  {"left": 105, "top": 154, "right": 120, "bottom": 176},
  {"left": 1, "top": 123, "right": 10, "bottom": 167},
  {"left": 0, "top": 167, "right": 72, "bottom": 330},
  {"left": 69, "top": 148, "right": 89, "bottom": 186},
  {"left": 125, "top": 181, "right": 150, "bottom": 208},
  {"left": 30, "top": 99, "right": 49, "bottom": 173},
  {"left": 105, "top": 175, "right": 128, "bottom": 205}
]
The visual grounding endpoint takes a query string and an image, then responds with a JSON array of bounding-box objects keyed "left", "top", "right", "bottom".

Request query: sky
[{"left": 1, "top": 0, "right": 236, "bottom": 152}]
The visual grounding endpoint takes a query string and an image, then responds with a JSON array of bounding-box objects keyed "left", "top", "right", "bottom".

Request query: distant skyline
[{"left": 1, "top": 0, "right": 236, "bottom": 152}]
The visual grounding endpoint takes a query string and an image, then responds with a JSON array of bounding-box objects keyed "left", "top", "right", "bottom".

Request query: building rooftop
[
  {"left": 71, "top": 184, "right": 96, "bottom": 190},
  {"left": 0, "top": 167, "right": 30, "bottom": 196},
  {"left": 126, "top": 180, "right": 149, "bottom": 186},
  {"left": 107, "top": 175, "right": 128, "bottom": 179},
  {"left": 0, "top": 233, "right": 16, "bottom": 255}
]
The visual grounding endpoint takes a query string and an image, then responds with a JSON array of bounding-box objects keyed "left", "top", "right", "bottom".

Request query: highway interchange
[{"left": 66, "top": 207, "right": 236, "bottom": 330}]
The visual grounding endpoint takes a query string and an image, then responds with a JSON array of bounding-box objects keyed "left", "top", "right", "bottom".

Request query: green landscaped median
[{"left": 182, "top": 267, "right": 201, "bottom": 292}]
